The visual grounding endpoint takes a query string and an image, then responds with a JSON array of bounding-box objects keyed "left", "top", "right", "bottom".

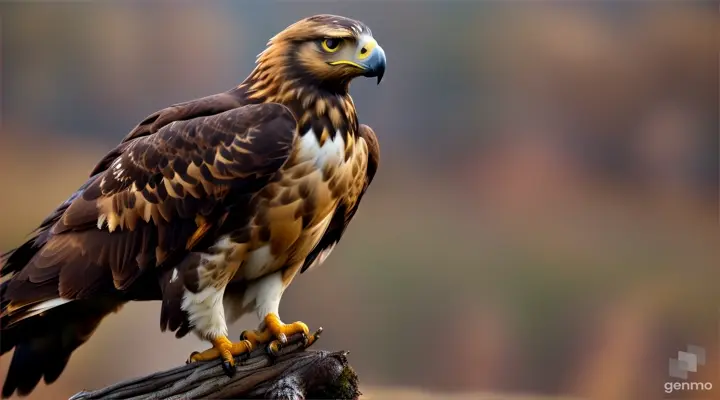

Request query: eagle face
[{"left": 266, "top": 14, "right": 387, "bottom": 88}]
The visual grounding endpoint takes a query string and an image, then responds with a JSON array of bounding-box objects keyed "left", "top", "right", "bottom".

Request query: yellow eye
[{"left": 321, "top": 38, "right": 342, "bottom": 53}]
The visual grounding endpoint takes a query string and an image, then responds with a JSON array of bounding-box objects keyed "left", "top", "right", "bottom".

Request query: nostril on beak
[{"left": 360, "top": 47, "right": 368, "bottom": 55}]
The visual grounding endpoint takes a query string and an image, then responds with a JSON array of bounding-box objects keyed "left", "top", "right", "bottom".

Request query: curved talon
[
  {"left": 186, "top": 351, "right": 200, "bottom": 364},
  {"left": 222, "top": 360, "right": 237, "bottom": 377},
  {"left": 267, "top": 340, "right": 283, "bottom": 356}
]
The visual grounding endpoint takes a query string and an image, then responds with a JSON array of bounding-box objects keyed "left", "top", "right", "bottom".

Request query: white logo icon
[{"left": 669, "top": 345, "right": 706, "bottom": 380}]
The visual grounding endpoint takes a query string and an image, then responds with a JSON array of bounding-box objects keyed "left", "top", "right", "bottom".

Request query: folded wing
[
  {"left": 0, "top": 103, "right": 297, "bottom": 397},
  {"left": 3, "top": 103, "right": 297, "bottom": 318}
]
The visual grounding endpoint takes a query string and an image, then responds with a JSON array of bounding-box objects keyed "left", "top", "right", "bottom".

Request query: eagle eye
[{"left": 321, "top": 38, "right": 342, "bottom": 53}]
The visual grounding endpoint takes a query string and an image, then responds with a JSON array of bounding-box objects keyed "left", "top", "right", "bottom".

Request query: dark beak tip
[{"left": 375, "top": 64, "right": 385, "bottom": 85}]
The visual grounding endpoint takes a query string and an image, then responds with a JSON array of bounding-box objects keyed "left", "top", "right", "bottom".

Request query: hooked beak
[
  {"left": 361, "top": 44, "right": 386, "bottom": 85},
  {"left": 328, "top": 36, "right": 386, "bottom": 84}
]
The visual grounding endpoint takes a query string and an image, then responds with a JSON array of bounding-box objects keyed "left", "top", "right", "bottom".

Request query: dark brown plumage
[{"left": 0, "top": 14, "right": 384, "bottom": 397}]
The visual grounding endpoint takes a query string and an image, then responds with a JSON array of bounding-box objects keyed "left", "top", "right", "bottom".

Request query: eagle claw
[
  {"left": 240, "top": 313, "right": 315, "bottom": 353},
  {"left": 267, "top": 340, "right": 283, "bottom": 356},
  {"left": 186, "top": 351, "right": 200, "bottom": 365},
  {"left": 222, "top": 360, "right": 237, "bottom": 377},
  {"left": 186, "top": 336, "right": 252, "bottom": 373},
  {"left": 239, "top": 330, "right": 287, "bottom": 345}
]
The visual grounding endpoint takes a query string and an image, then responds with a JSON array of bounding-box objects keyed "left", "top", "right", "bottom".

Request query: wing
[
  {"left": 91, "top": 87, "right": 248, "bottom": 175},
  {"left": 301, "top": 124, "right": 380, "bottom": 273},
  {"left": 1, "top": 103, "right": 297, "bottom": 321}
]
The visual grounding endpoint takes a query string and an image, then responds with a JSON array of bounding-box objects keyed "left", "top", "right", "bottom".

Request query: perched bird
[{"left": 0, "top": 14, "right": 383, "bottom": 397}]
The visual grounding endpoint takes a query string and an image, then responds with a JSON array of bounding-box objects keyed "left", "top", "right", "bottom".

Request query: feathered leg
[
  {"left": 181, "top": 247, "right": 253, "bottom": 376},
  {"left": 240, "top": 268, "right": 316, "bottom": 354}
]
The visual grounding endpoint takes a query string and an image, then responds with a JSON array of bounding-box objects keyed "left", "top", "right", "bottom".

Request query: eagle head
[{"left": 257, "top": 14, "right": 387, "bottom": 91}]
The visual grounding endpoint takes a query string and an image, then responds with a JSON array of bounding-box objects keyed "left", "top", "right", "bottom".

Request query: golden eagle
[{"left": 0, "top": 14, "right": 384, "bottom": 397}]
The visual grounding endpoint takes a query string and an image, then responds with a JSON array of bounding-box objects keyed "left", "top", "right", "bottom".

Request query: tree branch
[{"left": 69, "top": 329, "right": 360, "bottom": 400}]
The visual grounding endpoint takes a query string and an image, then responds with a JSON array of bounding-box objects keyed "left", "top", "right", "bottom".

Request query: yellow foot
[
  {"left": 240, "top": 313, "right": 318, "bottom": 355},
  {"left": 186, "top": 335, "right": 253, "bottom": 376}
]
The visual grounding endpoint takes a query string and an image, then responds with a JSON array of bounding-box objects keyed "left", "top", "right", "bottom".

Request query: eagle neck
[{"left": 239, "top": 65, "right": 358, "bottom": 144}]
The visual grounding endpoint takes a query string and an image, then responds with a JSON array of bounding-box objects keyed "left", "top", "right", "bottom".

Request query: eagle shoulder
[{"left": 91, "top": 87, "right": 247, "bottom": 176}]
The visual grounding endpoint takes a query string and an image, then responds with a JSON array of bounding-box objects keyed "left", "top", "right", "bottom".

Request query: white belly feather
[{"left": 296, "top": 129, "right": 346, "bottom": 168}]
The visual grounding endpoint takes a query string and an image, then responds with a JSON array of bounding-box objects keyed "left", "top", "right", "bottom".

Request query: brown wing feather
[
  {"left": 301, "top": 124, "right": 379, "bottom": 272},
  {"left": 2, "top": 102, "right": 296, "bottom": 318},
  {"left": 122, "top": 87, "right": 247, "bottom": 142},
  {"left": 90, "top": 87, "right": 247, "bottom": 175},
  {"left": 0, "top": 102, "right": 297, "bottom": 398}
]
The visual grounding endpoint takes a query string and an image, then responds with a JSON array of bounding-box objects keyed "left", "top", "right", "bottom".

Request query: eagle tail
[{"left": 0, "top": 299, "right": 121, "bottom": 398}]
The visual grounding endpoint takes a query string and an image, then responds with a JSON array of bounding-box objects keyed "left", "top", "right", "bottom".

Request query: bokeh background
[{"left": 0, "top": 1, "right": 718, "bottom": 399}]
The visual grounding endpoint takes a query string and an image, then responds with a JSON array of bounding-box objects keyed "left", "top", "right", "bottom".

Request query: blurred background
[{"left": 0, "top": 1, "right": 718, "bottom": 399}]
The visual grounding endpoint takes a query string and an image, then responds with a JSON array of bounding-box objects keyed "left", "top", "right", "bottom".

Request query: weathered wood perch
[{"left": 69, "top": 329, "right": 360, "bottom": 400}]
